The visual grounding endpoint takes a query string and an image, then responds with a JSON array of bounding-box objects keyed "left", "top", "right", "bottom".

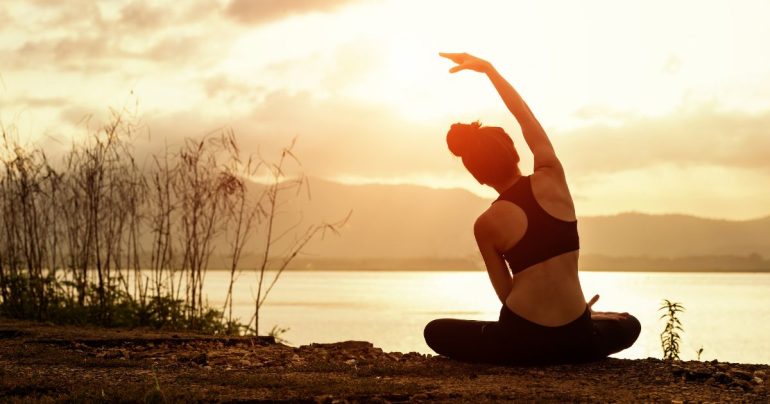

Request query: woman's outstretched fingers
[
  {"left": 439, "top": 52, "right": 490, "bottom": 74},
  {"left": 439, "top": 52, "right": 466, "bottom": 73},
  {"left": 438, "top": 52, "right": 466, "bottom": 62}
]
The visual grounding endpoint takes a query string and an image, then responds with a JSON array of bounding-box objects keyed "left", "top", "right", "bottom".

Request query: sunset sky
[{"left": 2, "top": 0, "right": 770, "bottom": 219}]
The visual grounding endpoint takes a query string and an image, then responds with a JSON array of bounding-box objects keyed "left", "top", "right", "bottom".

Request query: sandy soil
[{"left": 1, "top": 317, "right": 767, "bottom": 403}]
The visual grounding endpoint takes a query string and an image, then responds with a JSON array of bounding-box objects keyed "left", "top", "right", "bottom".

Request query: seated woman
[{"left": 424, "top": 52, "right": 641, "bottom": 365}]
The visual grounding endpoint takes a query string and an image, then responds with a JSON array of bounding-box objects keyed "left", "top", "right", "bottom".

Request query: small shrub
[
  {"left": 268, "top": 325, "right": 290, "bottom": 344},
  {"left": 659, "top": 299, "right": 685, "bottom": 360}
]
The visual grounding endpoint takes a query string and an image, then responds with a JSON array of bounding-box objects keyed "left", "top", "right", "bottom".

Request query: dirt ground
[{"left": 1, "top": 317, "right": 768, "bottom": 403}]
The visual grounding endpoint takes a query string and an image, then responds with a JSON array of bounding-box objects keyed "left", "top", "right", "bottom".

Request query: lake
[{"left": 204, "top": 270, "right": 770, "bottom": 365}]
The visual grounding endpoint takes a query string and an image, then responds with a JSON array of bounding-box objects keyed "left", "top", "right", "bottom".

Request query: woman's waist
[
  {"left": 506, "top": 249, "right": 579, "bottom": 276},
  {"left": 503, "top": 296, "right": 588, "bottom": 328},
  {"left": 504, "top": 264, "right": 586, "bottom": 327}
]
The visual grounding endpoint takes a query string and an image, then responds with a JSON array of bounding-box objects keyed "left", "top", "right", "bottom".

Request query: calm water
[{"left": 204, "top": 270, "right": 770, "bottom": 364}]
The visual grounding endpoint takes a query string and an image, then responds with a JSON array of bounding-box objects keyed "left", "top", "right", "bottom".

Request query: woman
[{"left": 424, "top": 52, "right": 641, "bottom": 365}]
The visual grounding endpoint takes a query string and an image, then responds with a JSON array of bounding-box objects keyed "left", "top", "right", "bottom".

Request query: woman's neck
[{"left": 492, "top": 174, "right": 522, "bottom": 195}]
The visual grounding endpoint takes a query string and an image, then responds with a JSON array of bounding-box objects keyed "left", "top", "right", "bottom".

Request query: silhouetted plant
[
  {"left": 246, "top": 138, "right": 350, "bottom": 336},
  {"left": 268, "top": 324, "right": 290, "bottom": 345},
  {"left": 659, "top": 299, "right": 685, "bottom": 360},
  {"left": 0, "top": 111, "right": 343, "bottom": 337},
  {"left": 173, "top": 132, "right": 241, "bottom": 328},
  {"left": 221, "top": 133, "right": 261, "bottom": 331}
]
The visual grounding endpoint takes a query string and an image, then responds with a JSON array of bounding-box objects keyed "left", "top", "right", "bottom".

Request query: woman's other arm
[{"left": 474, "top": 212, "right": 513, "bottom": 304}]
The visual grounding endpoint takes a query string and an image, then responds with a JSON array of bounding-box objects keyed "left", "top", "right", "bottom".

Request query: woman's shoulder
[
  {"left": 475, "top": 201, "right": 527, "bottom": 249},
  {"left": 529, "top": 171, "right": 576, "bottom": 222}
]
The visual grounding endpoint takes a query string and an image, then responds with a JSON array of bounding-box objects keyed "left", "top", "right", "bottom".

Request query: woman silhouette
[{"left": 424, "top": 53, "right": 641, "bottom": 365}]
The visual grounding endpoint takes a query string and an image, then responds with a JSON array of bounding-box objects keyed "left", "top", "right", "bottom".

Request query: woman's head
[{"left": 446, "top": 121, "right": 520, "bottom": 185}]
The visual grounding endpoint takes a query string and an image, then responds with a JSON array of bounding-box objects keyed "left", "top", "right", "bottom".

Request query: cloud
[
  {"left": 9, "top": 0, "right": 107, "bottom": 32},
  {"left": 136, "top": 90, "right": 449, "bottom": 180},
  {"left": 2, "top": 1, "right": 228, "bottom": 71},
  {"left": 58, "top": 104, "right": 111, "bottom": 128},
  {"left": 119, "top": 1, "right": 165, "bottom": 29},
  {"left": 201, "top": 74, "right": 267, "bottom": 102},
  {"left": 0, "top": 96, "right": 69, "bottom": 109},
  {"left": 557, "top": 106, "right": 770, "bottom": 174},
  {"left": 81, "top": 89, "right": 770, "bottom": 189},
  {"left": 143, "top": 34, "right": 224, "bottom": 67},
  {"left": 13, "top": 35, "right": 117, "bottom": 70},
  {"left": 225, "top": 0, "right": 355, "bottom": 24},
  {"left": 0, "top": 9, "right": 13, "bottom": 32}
]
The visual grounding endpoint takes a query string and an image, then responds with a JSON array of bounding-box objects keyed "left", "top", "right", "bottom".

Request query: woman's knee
[
  {"left": 621, "top": 314, "right": 642, "bottom": 348},
  {"left": 423, "top": 319, "right": 445, "bottom": 347},
  {"left": 424, "top": 319, "right": 457, "bottom": 355},
  {"left": 592, "top": 314, "right": 642, "bottom": 355}
]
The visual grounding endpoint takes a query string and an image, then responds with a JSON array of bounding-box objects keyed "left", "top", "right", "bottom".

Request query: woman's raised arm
[{"left": 440, "top": 52, "right": 561, "bottom": 171}]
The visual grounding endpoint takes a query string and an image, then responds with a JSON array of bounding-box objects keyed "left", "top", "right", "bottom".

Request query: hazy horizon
[{"left": 300, "top": 176, "right": 770, "bottom": 221}]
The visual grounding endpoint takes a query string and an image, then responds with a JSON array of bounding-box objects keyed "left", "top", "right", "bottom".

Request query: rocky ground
[{"left": 0, "top": 317, "right": 768, "bottom": 402}]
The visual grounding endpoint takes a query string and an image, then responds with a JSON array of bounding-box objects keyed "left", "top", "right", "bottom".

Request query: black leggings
[{"left": 424, "top": 305, "right": 641, "bottom": 365}]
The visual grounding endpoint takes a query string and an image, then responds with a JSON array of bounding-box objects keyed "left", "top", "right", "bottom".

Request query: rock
[
  {"left": 753, "top": 377, "right": 763, "bottom": 385},
  {"left": 103, "top": 349, "right": 129, "bottom": 359},
  {"left": 344, "top": 359, "right": 356, "bottom": 366},
  {"left": 685, "top": 369, "right": 713, "bottom": 382},
  {"left": 754, "top": 370, "right": 767, "bottom": 379},
  {"left": 714, "top": 372, "right": 733, "bottom": 384},
  {"left": 670, "top": 364, "right": 686, "bottom": 377},
  {"left": 730, "top": 369, "right": 753, "bottom": 381},
  {"left": 716, "top": 363, "right": 730, "bottom": 371},
  {"left": 180, "top": 352, "right": 207, "bottom": 366},
  {"left": 314, "top": 394, "right": 334, "bottom": 403},
  {"left": 386, "top": 353, "right": 401, "bottom": 361},
  {"left": 239, "top": 359, "right": 251, "bottom": 367},
  {"left": 731, "top": 379, "right": 753, "bottom": 391},
  {"left": 310, "top": 341, "right": 373, "bottom": 351}
]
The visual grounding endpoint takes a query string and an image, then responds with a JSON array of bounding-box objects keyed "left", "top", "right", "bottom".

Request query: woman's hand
[
  {"left": 587, "top": 294, "right": 600, "bottom": 312},
  {"left": 439, "top": 52, "right": 492, "bottom": 74},
  {"left": 591, "top": 311, "right": 632, "bottom": 321},
  {"left": 587, "top": 294, "right": 631, "bottom": 321}
]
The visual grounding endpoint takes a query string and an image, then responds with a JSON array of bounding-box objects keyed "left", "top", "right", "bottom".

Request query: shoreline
[
  {"left": 201, "top": 267, "right": 770, "bottom": 273},
  {"left": 1, "top": 317, "right": 767, "bottom": 402}
]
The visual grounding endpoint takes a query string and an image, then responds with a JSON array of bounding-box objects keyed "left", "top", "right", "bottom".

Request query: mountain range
[{"left": 226, "top": 177, "right": 770, "bottom": 271}]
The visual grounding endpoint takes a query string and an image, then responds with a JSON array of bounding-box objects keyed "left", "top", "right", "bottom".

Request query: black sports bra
[{"left": 493, "top": 175, "right": 579, "bottom": 274}]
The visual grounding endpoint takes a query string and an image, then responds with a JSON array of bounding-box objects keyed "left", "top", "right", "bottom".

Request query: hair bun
[{"left": 446, "top": 121, "right": 481, "bottom": 157}]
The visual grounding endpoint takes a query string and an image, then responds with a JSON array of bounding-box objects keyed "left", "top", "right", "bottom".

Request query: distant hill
[
  {"left": 578, "top": 213, "right": 770, "bottom": 258},
  {"left": 260, "top": 178, "right": 488, "bottom": 259},
  {"left": 216, "top": 177, "right": 770, "bottom": 271}
]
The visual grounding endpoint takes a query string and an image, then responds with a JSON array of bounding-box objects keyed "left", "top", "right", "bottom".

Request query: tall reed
[{"left": 0, "top": 114, "right": 339, "bottom": 335}]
